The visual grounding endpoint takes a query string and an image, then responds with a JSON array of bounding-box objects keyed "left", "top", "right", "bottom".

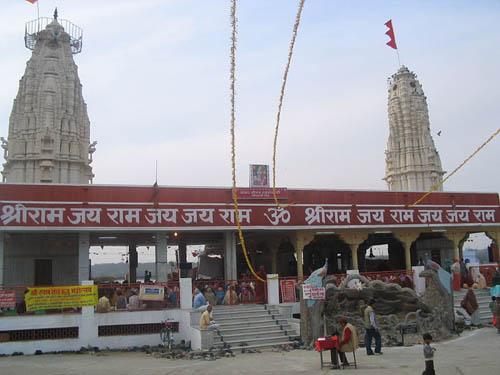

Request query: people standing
[
  {"left": 491, "top": 296, "right": 500, "bottom": 334},
  {"left": 338, "top": 316, "right": 359, "bottom": 367},
  {"left": 451, "top": 258, "right": 461, "bottom": 292},
  {"left": 460, "top": 258, "right": 468, "bottom": 288},
  {"left": 223, "top": 285, "right": 239, "bottom": 305},
  {"left": 422, "top": 333, "right": 436, "bottom": 375},
  {"left": 461, "top": 287, "right": 480, "bottom": 326},
  {"left": 364, "top": 299, "right": 382, "bottom": 355},
  {"left": 193, "top": 288, "right": 207, "bottom": 310}
]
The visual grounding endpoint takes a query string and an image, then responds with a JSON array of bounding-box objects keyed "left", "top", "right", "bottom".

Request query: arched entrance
[
  {"left": 357, "top": 233, "right": 405, "bottom": 272},
  {"left": 412, "top": 232, "right": 454, "bottom": 269},
  {"left": 302, "top": 235, "right": 351, "bottom": 274}
]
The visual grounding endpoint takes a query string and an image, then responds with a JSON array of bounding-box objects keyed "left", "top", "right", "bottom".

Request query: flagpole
[{"left": 396, "top": 49, "right": 401, "bottom": 68}]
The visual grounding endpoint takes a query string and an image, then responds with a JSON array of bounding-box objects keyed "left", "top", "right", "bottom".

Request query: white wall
[
  {"left": 0, "top": 308, "right": 193, "bottom": 355},
  {"left": 4, "top": 233, "right": 79, "bottom": 287}
]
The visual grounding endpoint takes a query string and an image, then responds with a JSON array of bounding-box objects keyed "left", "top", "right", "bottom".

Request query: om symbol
[{"left": 264, "top": 207, "right": 291, "bottom": 226}]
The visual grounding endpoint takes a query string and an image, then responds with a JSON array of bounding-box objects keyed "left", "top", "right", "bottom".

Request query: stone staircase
[
  {"left": 453, "top": 289, "right": 493, "bottom": 324},
  {"left": 210, "top": 304, "right": 299, "bottom": 351}
]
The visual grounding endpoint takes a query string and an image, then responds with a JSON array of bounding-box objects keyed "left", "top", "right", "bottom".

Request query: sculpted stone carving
[
  {"left": 384, "top": 66, "right": 445, "bottom": 191},
  {"left": 1, "top": 15, "right": 93, "bottom": 183}
]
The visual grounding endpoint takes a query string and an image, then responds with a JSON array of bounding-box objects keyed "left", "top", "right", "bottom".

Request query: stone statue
[
  {"left": 0, "top": 137, "right": 8, "bottom": 159},
  {"left": 88, "top": 141, "right": 97, "bottom": 162}
]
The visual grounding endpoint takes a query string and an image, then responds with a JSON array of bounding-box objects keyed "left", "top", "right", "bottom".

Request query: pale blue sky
[{"left": 0, "top": 0, "right": 498, "bottom": 192}]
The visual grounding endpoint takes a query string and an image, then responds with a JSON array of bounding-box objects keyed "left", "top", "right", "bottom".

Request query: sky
[
  {"left": 0, "top": 1, "right": 498, "bottom": 264},
  {"left": 0, "top": 0, "right": 498, "bottom": 192}
]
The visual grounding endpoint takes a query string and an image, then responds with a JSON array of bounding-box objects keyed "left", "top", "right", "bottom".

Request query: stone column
[
  {"left": 78, "top": 232, "right": 90, "bottom": 283},
  {"left": 224, "top": 232, "right": 237, "bottom": 281},
  {"left": 293, "top": 231, "right": 314, "bottom": 283},
  {"left": 79, "top": 280, "right": 98, "bottom": 346},
  {"left": 447, "top": 231, "right": 467, "bottom": 260},
  {"left": 486, "top": 230, "right": 500, "bottom": 262},
  {"left": 293, "top": 231, "right": 315, "bottom": 343},
  {"left": 266, "top": 273, "right": 280, "bottom": 305},
  {"left": 267, "top": 237, "right": 282, "bottom": 274},
  {"left": 178, "top": 239, "right": 188, "bottom": 278},
  {"left": 339, "top": 232, "right": 368, "bottom": 271},
  {"left": 180, "top": 277, "right": 193, "bottom": 310},
  {"left": 395, "top": 231, "right": 420, "bottom": 271},
  {"left": 155, "top": 232, "right": 169, "bottom": 282},
  {"left": 0, "top": 232, "right": 4, "bottom": 286},
  {"left": 129, "top": 241, "right": 138, "bottom": 283}
]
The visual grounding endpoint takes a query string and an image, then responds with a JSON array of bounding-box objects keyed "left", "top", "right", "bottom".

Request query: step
[
  {"left": 212, "top": 335, "right": 298, "bottom": 348},
  {"left": 219, "top": 330, "right": 296, "bottom": 342},
  {"left": 216, "top": 314, "right": 284, "bottom": 323},
  {"left": 215, "top": 340, "right": 298, "bottom": 352},
  {"left": 217, "top": 318, "right": 288, "bottom": 328},
  {"left": 213, "top": 307, "right": 268, "bottom": 313},
  {"left": 213, "top": 306, "right": 267, "bottom": 313},
  {"left": 212, "top": 310, "right": 280, "bottom": 319},
  {"left": 218, "top": 324, "right": 293, "bottom": 335}
]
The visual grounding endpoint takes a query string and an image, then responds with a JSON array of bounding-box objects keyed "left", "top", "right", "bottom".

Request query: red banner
[
  {"left": 237, "top": 188, "right": 288, "bottom": 200},
  {"left": 0, "top": 290, "right": 16, "bottom": 309},
  {"left": 0, "top": 202, "right": 497, "bottom": 229},
  {"left": 280, "top": 279, "right": 297, "bottom": 303}
]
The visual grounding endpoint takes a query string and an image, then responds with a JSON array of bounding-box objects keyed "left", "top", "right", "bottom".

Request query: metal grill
[
  {"left": 1, "top": 327, "right": 78, "bottom": 342},
  {"left": 24, "top": 17, "right": 83, "bottom": 54},
  {"left": 98, "top": 322, "right": 179, "bottom": 337}
]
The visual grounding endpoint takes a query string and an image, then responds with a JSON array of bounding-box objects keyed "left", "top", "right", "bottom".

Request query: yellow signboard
[{"left": 25, "top": 285, "right": 98, "bottom": 312}]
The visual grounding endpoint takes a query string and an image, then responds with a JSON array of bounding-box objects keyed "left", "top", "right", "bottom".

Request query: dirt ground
[{"left": 1, "top": 328, "right": 498, "bottom": 375}]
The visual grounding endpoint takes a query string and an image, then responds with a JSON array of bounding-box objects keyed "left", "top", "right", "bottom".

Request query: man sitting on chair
[{"left": 337, "top": 316, "right": 359, "bottom": 367}]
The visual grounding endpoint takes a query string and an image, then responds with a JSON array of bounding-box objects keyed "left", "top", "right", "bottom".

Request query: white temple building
[
  {"left": 1, "top": 11, "right": 94, "bottom": 184},
  {"left": 384, "top": 66, "right": 444, "bottom": 192}
]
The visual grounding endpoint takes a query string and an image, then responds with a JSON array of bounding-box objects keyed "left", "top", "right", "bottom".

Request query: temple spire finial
[{"left": 54, "top": 8, "right": 58, "bottom": 20}]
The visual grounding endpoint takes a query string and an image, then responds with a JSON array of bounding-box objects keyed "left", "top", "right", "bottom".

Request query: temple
[
  {"left": 384, "top": 66, "right": 444, "bottom": 191},
  {"left": 1, "top": 11, "right": 94, "bottom": 184}
]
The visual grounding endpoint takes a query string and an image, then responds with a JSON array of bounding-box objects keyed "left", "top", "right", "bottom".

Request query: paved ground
[{"left": 1, "top": 328, "right": 499, "bottom": 375}]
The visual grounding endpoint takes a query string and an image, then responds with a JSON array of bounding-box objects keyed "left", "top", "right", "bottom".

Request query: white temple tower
[
  {"left": 1, "top": 10, "right": 95, "bottom": 184},
  {"left": 384, "top": 66, "right": 444, "bottom": 191}
]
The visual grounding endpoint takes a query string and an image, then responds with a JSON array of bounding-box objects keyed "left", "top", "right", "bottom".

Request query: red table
[{"left": 315, "top": 336, "right": 340, "bottom": 369}]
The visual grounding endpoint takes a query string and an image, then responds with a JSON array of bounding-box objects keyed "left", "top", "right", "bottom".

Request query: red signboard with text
[
  {"left": 280, "top": 279, "right": 297, "bottom": 303},
  {"left": 0, "top": 184, "right": 497, "bottom": 230},
  {"left": 0, "top": 290, "right": 16, "bottom": 309}
]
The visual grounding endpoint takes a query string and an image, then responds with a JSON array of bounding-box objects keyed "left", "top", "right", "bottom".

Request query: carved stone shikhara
[
  {"left": 384, "top": 66, "right": 444, "bottom": 192},
  {"left": 2, "top": 15, "right": 94, "bottom": 183}
]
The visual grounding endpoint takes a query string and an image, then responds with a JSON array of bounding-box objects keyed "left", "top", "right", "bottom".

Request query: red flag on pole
[
  {"left": 26, "top": 0, "right": 38, "bottom": 3},
  {"left": 385, "top": 20, "right": 398, "bottom": 49}
]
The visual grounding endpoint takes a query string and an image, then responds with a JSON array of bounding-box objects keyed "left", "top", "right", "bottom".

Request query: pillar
[
  {"left": 78, "top": 232, "right": 90, "bottom": 283},
  {"left": 224, "top": 232, "right": 237, "bottom": 281},
  {"left": 155, "top": 232, "right": 169, "bottom": 282},
  {"left": 486, "top": 231, "right": 499, "bottom": 262},
  {"left": 447, "top": 231, "right": 466, "bottom": 261},
  {"left": 178, "top": 239, "right": 187, "bottom": 278},
  {"left": 339, "top": 232, "right": 368, "bottom": 271},
  {"left": 79, "top": 280, "right": 98, "bottom": 346},
  {"left": 179, "top": 277, "right": 193, "bottom": 309},
  {"left": 129, "top": 241, "right": 138, "bottom": 283},
  {"left": 266, "top": 273, "right": 280, "bottom": 305},
  {"left": 395, "top": 231, "right": 419, "bottom": 272},
  {"left": 293, "top": 231, "right": 314, "bottom": 282},
  {"left": 267, "top": 237, "right": 281, "bottom": 274},
  {"left": 0, "top": 232, "right": 4, "bottom": 286},
  {"left": 293, "top": 231, "right": 314, "bottom": 342}
]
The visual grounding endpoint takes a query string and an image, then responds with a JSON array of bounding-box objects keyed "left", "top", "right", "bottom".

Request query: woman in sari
[
  {"left": 461, "top": 287, "right": 480, "bottom": 326},
  {"left": 223, "top": 285, "right": 239, "bottom": 305}
]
